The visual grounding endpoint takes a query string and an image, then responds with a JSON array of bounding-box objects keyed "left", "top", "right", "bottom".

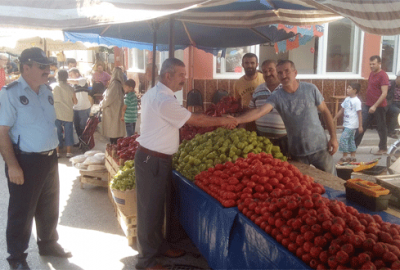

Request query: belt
[
  {"left": 20, "top": 149, "right": 55, "bottom": 156},
  {"left": 137, "top": 145, "right": 172, "bottom": 159}
]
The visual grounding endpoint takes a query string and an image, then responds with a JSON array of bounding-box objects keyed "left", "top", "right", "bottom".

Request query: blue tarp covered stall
[{"left": 172, "top": 170, "right": 400, "bottom": 270}]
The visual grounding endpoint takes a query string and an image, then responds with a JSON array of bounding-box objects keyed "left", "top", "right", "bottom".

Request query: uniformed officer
[{"left": 0, "top": 47, "right": 71, "bottom": 270}]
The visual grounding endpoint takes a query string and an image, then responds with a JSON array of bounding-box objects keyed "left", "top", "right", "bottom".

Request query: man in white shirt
[
  {"left": 135, "top": 58, "right": 237, "bottom": 270},
  {"left": 68, "top": 68, "right": 91, "bottom": 138}
]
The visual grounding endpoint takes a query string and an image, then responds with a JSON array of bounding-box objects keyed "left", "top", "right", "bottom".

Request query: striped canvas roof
[
  {"left": 0, "top": 0, "right": 399, "bottom": 35},
  {"left": 0, "top": 0, "right": 231, "bottom": 30}
]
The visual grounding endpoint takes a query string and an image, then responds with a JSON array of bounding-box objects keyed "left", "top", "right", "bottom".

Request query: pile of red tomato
[
  {"left": 194, "top": 152, "right": 400, "bottom": 270},
  {"left": 116, "top": 134, "right": 140, "bottom": 161},
  {"left": 195, "top": 152, "right": 324, "bottom": 208}
]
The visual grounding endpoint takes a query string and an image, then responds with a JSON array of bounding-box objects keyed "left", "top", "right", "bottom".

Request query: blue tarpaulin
[{"left": 172, "top": 171, "right": 400, "bottom": 270}]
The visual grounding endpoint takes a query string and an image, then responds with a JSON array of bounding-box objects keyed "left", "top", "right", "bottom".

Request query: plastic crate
[{"left": 345, "top": 183, "right": 391, "bottom": 211}]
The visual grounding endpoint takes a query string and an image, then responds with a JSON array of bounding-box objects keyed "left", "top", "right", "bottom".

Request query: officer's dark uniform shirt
[{"left": 0, "top": 76, "right": 58, "bottom": 152}]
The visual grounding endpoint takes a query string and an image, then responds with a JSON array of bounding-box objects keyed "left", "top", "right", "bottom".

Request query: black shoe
[
  {"left": 39, "top": 243, "right": 72, "bottom": 258},
  {"left": 9, "top": 261, "right": 30, "bottom": 270}
]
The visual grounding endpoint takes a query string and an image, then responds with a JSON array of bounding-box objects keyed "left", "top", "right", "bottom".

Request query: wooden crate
[
  {"left": 80, "top": 170, "right": 108, "bottom": 189},
  {"left": 105, "top": 151, "right": 119, "bottom": 176},
  {"left": 116, "top": 206, "right": 137, "bottom": 246}
]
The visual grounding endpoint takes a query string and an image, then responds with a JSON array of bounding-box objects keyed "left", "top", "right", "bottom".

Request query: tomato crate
[{"left": 79, "top": 170, "right": 108, "bottom": 189}]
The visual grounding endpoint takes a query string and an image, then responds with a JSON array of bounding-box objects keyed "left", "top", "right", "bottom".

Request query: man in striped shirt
[{"left": 248, "top": 59, "right": 288, "bottom": 155}]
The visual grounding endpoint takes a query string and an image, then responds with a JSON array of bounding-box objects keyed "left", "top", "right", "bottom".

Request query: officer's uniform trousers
[{"left": 5, "top": 151, "right": 59, "bottom": 262}]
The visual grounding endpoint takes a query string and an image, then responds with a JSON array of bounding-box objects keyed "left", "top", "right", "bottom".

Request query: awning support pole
[{"left": 169, "top": 16, "right": 175, "bottom": 58}]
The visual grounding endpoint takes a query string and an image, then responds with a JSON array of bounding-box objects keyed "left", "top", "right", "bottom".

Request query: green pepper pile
[
  {"left": 173, "top": 128, "right": 287, "bottom": 181},
  {"left": 110, "top": 160, "right": 135, "bottom": 191}
]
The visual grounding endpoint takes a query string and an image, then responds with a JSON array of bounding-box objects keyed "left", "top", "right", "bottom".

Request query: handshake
[{"left": 222, "top": 115, "right": 239, "bottom": 130}]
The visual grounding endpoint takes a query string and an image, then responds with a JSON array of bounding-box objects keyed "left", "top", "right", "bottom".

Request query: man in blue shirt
[{"left": 0, "top": 48, "right": 71, "bottom": 270}]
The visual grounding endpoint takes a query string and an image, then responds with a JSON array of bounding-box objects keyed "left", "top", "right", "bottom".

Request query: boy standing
[
  {"left": 121, "top": 79, "right": 138, "bottom": 137},
  {"left": 333, "top": 82, "right": 363, "bottom": 162}
]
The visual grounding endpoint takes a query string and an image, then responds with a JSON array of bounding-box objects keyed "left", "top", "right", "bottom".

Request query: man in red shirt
[
  {"left": 355, "top": 55, "right": 389, "bottom": 155},
  {"left": 0, "top": 54, "right": 7, "bottom": 90}
]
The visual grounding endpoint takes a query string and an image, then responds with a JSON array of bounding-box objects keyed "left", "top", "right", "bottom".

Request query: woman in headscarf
[{"left": 100, "top": 67, "right": 126, "bottom": 144}]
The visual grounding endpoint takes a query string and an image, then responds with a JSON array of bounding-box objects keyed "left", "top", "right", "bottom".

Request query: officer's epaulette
[{"left": 4, "top": 81, "right": 18, "bottom": 90}]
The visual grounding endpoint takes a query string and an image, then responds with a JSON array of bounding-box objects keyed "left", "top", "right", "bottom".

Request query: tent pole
[
  {"left": 152, "top": 23, "right": 157, "bottom": 87},
  {"left": 169, "top": 16, "right": 175, "bottom": 58}
]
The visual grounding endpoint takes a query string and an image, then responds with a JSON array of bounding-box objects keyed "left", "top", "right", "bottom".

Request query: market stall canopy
[
  {"left": 0, "top": 0, "right": 233, "bottom": 30},
  {"left": 63, "top": 0, "right": 338, "bottom": 53},
  {"left": 0, "top": 36, "right": 99, "bottom": 55},
  {"left": 1, "top": 0, "right": 400, "bottom": 35}
]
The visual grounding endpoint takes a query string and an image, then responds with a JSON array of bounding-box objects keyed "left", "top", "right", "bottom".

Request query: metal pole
[
  {"left": 152, "top": 20, "right": 159, "bottom": 88},
  {"left": 169, "top": 16, "right": 175, "bottom": 58}
]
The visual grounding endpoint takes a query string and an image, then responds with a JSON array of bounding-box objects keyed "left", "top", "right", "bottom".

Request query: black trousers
[
  {"left": 355, "top": 105, "right": 387, "bottom": 151},
  {"left": 5, "top": 151, "right": 59, "bottom": 262},
  {"left": 134, "top": 149, "right": 171, "bottom": 269}
]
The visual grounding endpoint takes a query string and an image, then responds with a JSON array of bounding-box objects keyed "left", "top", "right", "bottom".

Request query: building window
[
  {"left": 213, "top": 19, "right": 363, "bottom": 78},
  {"left": 214, "top": 46, "right": 256, "bottom": 78},
  {"left": 325, "top": 18, "right": 361, "bottom": 73},
  {"left": 128, "top": 48, "right": 149, "bottom": 72},
  {"left": 381, "top": 35, "right": 399, "bottom": 74}
]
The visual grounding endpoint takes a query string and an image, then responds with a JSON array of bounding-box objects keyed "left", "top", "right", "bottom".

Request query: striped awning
[
  {"left": 0, "top": 0, "right": 234, "bottom": 30},
  {"left": 0, "top": 0, "right": 400, "bottom": 36},
  {"left": 294, "top": 0, "right": 400, "bottom": 36}
]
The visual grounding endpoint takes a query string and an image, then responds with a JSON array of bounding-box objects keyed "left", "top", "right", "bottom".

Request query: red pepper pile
[
  {"left": 194, "top": 152, "right": 400, "bottom": 270},
  {"left": 180, "top": 125, "right": 216, "bottom": 142},
  {"left": 180, "top": 96, "right": 243, "bottom": 142},
  {"left": 116, "top": 134, "right": 140, "bottom": 160},
  {"left": 204, "top": 96, "right": 242, "bottom": 117}
]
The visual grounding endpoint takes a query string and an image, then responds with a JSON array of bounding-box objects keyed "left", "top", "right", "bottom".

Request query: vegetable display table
[{"left": 172, "top": 165, "right": 400, "bottom": 270}]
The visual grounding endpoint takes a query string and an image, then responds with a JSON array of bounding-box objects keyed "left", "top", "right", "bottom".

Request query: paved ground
[{"left": 0, "top": 127, "right": 397, "bottom": 270}]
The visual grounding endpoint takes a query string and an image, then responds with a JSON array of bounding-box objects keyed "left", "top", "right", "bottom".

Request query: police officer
[{"left": 0, "top": 47, "right": 71, "bottom": 270}]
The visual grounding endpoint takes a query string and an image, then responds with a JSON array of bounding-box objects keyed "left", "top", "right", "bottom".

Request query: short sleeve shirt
[
  {"left": 365, "top": 69, "right": 389, "bottom": 107},
  {"left": 53, "top": 82, "right": 75, "bottom": 122},
  {"left": 0, "top": 76, "right": 58, "bottom": 152},
  {"left": 137, "top": 82, "right": 191, "bottom": 155},
  {"left": 93, "top": 71, "right": 111, "bottom": 86},
  {"left": 0, "top": 68, "right": 5, "bottom": 90},
  {"left": 124, "top": 92, "right": 138, "bottom": 123},
  {"left": 233, "top": 72, "right": 264, "bottom": 107},
  {"left": 266, "top": 82, "right": 327, "bottom": 157},
  {"left": 341, "top": 96, "right": 362, "bottom": 129},
  {"left": 249, "top": 83, "right": 286, "bottom": 137}
]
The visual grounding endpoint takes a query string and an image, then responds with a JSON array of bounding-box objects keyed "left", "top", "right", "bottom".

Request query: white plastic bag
[
  {"left": 83, "top": 155, "right": 104, "bottom": 165},
  {"left": 84, "top": 150, "right": 103, "bottom": 157},
  {"left": 69, "top": 154, "right": 87, "bottom": 164},
  {"left": 94, "top": 153, "right": 105, "bottom": 159},
  {"left": 74, "top": 163, "right": 88, "bottom": 170},
  {"left": 87, "top": 164, "right": 106, "bottom": 171}
]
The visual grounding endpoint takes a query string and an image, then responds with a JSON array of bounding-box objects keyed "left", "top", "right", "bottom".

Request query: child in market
[
  {"left": 333, "top": 82, "right": 363, "bottom": 162},
  {"left": 121, "top": 79, "right": 138, "bottom": 137}
]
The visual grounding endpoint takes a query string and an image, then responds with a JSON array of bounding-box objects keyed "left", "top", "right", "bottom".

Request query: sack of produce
[
  {"left": 83, "top": 155, "right": 104, "bottom": 165},
  {"left": 69, "top": 154, "right": 87, "bottom": 164},
  {"left": 94, "top": 153, "right": 105, "bottom": 159},
  {"left": 87, "top": 164, "right": 107, "bottom": 172},
  {"left": 110, "top": 160, "right": 136, "bottom": 216},
  {"left": 74, "top": 163, "right": 88, "bottom": 170},
  {"left": 84, "top": 150, "right": 103, "bottom": 157}
]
